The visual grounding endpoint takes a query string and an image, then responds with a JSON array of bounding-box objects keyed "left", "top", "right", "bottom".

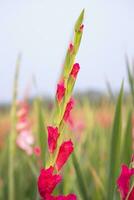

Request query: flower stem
[{"left": 8, "top": 55, "right": 20, "bottom": 200}]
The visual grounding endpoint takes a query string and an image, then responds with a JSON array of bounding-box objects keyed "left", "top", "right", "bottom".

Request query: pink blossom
[
  {"left": 16, "top": 100, "right": 34, "bottom": 155},
  {"left": 70, "top": 63, "right": 80, "bottom": 79},
  {"left": 47, "top": 126, "right": 59, "bottom": 153},
  {"left": 38, "top": 166, "right": 62, "bottom": 199},
  {"left": 63, "top": 98, "right": 74, "bottom": 122},
  {"left": 38, "top": 166, "right": 76, "bottom": 200},
  {"left": 16, "top": 130, "right": 34, "bottom": 155},
  {"left": 117, "top": 164, "right": 134, "bottom": 200},
  {"left": 56, "top": 82, "right": 66, "bottom": 102},
  {"left": 55, "top": 140, "right": 74, "bottom": 171}
]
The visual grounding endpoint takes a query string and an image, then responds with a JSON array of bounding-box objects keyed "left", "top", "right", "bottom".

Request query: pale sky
[{"left": 0, "top": 0, "right": 134, "bottom": 102}]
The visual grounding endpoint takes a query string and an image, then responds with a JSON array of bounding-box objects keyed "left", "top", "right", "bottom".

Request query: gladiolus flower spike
[
  {"left": 16, "top": 100, "right": 34, "bottom": 155},
  {"left": 37, "top": 10, "right": 84, "bottom": 200}
]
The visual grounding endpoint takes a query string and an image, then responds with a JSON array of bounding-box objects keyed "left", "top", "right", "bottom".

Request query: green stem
[{"left": 8, "top": 55, "right": 20, "bottom": 200}]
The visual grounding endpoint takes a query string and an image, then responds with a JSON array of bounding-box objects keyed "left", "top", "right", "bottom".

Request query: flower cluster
[
  {"left": 117, "top": 164, "right": 134, "bottom": 200},
  {"left": 38, "top": 64, "right": 78, "bottom": 199},
  {"left": 38, "top": 58, "right": 81, "bottom": 200},
  {"left": 37, "top": 10, "right": 84, "bottom": 200}
]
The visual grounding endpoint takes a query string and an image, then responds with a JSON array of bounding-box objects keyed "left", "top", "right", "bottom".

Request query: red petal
[
  {"left": 63, "top": 98, "right": 74, "bottom": 122},
  {"left": 117, "top": 164, "right": 134, "bottom": 200},
  {"left": 47, "top": 126, "right": 59, "bottom": 153},
  {"left": 56, "top": 82, "right": 66, "bottom": 102},
  {"left": 38, "top": 166, "right": 62, "bottom": 198},
  {"left": 55, "top": 140, "right": 74, "bottom": 171},
  {"left": 70, "top": 63, "right": 80, "bottom": 79}
]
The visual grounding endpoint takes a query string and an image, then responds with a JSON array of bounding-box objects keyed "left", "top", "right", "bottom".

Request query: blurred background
[
  {"left": 0, "top": 0, "right": 134, "bottom": 102},
  {"left": 1, "top": 2, "right": 134, "bottom": 200}
]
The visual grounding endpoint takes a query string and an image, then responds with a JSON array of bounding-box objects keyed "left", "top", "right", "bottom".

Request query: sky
[{"left": 0, "top": 0, "right": 134, "bottom": 102}]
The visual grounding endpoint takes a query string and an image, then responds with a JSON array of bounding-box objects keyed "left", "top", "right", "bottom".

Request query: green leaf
[
  {"left": 126, "top": 56, "right": 134, "bottom": 105},
  {"left": 72, "top": 152, "right": 89, "bottom": 200},
  {"left": 36, "top": 98, "right": 47, "bottom": 167},
  {"left": 8, "top": 54, "right": 21, "bottom": 200},
  {"left": 107, "top": 82, "right": 123, "bottom": 200},
  {"left": 122, "top": 110, "right": 132, "bottom": 165},
  {"left": 106, "top": 80, "right": 115, "bottom": 103}
]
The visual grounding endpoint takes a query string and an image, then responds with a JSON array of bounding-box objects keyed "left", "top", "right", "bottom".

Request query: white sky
[{"left": 0, "top": 0, "right": 134, "bottom": 101}]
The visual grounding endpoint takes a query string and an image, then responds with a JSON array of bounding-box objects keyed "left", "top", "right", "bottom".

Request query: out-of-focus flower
[
  {"left": 70, "top": 63, "right": 80, "bottom": 79},
  {"left": 117, "top": 164, "right": 134, "bottom": 200},
  {"left": 47, "top": 126, "right": 59, "bottom": 153},
  {"left": 16, "top": 118, "right": 30, "bottom": 132},
  {"left": 16, "top": 100, "right": 34, "bottom": 155},
  {"left": 67, "top": 114, "right": 85, "bottom": 134},
  {"left": 95, "top": 110, "right": 112, "bottom": 128},
  {"left": 16, "top": 130, "right": 34, "bottom": 155},
  {"left": 63, "top": 98, "right": 74, "bottom": 122},
  {"left": 56, "top": 82, "right": 66, "bottom": 103},
  {"left": 33, "top": 146, "right": 41, "bottom": 157},
  {"left": 55, "top": 140, "right": 74, "bottom": 171}
]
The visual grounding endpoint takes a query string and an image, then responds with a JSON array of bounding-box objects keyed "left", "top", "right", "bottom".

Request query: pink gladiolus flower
[
  {"left": 47, "top": 126, "right": 59, "bottom": 153},
  {"left": 63, "top": 98, "right": 74, "bottom": 122},
  {"left": 38, "top": 166, "right": 77, "bottom": 200},
  {"left": 16, "top": 130, "right": 34, "bottom": 155},
  {"left": 56, "top": 82, "right": 65, "bottom": 102},
  {"left": 117, "top": 164, "right": 134, "bottom": 200},
  {"left": 16, "top": 119, "right": 30, "bottom": 132},
  {"left": 70, "top": 63, "right": 80, "bottom": 79},
  {"left": 55, "top": 140, "right": 74, "bottom": 171},
  {"left": 38, "top": 166, "right": 62, "bottom": 199},
  {"left": 16, "top": 100, "right": 34, "bottom": 155}
]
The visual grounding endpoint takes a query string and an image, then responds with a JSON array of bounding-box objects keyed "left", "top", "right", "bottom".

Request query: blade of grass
[
  {"left": 106, "top": 80, "right": 115, "bottom": 103},
  {"left": 36, "top": 98, "right": 47, "bottom": 167},
  {"left": 8, "top": 54, "right": 21, "bottom": 200},
  {"left": 72, "top": 152, "right": 89, "bottom": 200},
  {"left": 122, "top": 110, "right": 132, "bottom": 165},
  {"left": 107, "top": 82, "right": 123, "bottom": 200},
  {"left": 126, "top": 56, "right": 134, "bottom": 106},
  {"left": 88, "top": 162, "right": 106, "bottom": 199}
]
